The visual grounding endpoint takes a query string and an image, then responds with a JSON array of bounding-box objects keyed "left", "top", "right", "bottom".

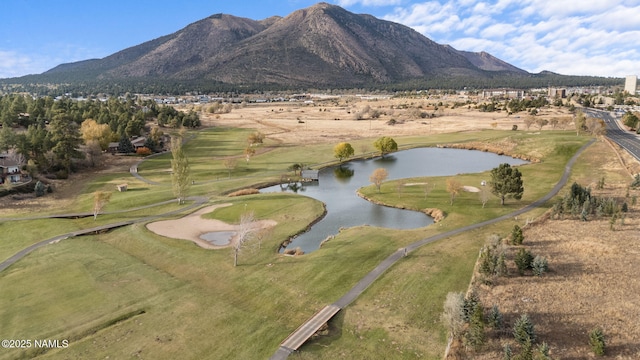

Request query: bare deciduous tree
[
  {"left": 423, "top": 182, "right": 434, "bottom": 200},
  {"left": 232, "top": 211, "right": 257, "bottom": 267},
  {"left": 396, "top": 179, "right": 406, "bottom": 197},
  {"left": 535, "top": 118, "right": 549, "bottom": 130},
  {"left": 446, "top": 178, "right": 463, "bottom": 205},
  {"left": 586, "top": 117, "right": 606, "bottom": 136},
  {"left": 574, "top": 111, "right": 586, "bottom": 135},
  {"left": 170, "top": 136, "right": 191, "bottom": 204},
  {"left": 369, "top": 168, "right": 388, "bottom": 193},
  {"left": 93, "top": 191, "right": 112, "bottom": 220},
  {"left": 223, "top": 158, "right": 238, "bottom": 178},
  {"left": 244, "top": 147, "right": 255, "bottom": 163},
  {"left": 247, "top": 132, "right": 265, "bottom": 147},
  {"left": 441, "top": 292, "right": 465, "bottom": 340},
  {"left": 480, "top": 185, "right": 490, "bottom": 208},
  {"left": 524, "top": 116, "right": 535, "bottom": 130}
]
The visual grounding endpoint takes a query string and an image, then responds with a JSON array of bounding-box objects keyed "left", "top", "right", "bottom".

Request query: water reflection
[
  {"left": 280, "top": 181, "right": 307, "bottom": 193},
  {"left": 263, "top": 147, "right": 527, "bottom": 254},
  {"left": 333, "top": 166, "right": 355, "bottom": 183}
]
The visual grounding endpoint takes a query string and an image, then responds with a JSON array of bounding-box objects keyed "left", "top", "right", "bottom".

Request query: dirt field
[
  {"left": 196, "top": 97, "right": 574, "bottom": 145},
  {"left": 453, "top": 140, "right": 640, "bottom": 359}
]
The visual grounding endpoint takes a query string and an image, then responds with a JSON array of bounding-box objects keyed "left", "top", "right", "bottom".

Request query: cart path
[
  {"left": 0, "top": 197, "right": 207, "bottom": 273},
  {"left": 270, "top": 138, "right": 595, "bottom": 359}
]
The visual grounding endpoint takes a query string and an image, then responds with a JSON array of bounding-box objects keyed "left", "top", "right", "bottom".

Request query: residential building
[
  {"left": 0, "top": 155, "right": 23, "bottom": 184},
  {"left": 625, "top": 75, "right": 638, "bottom": 95}
]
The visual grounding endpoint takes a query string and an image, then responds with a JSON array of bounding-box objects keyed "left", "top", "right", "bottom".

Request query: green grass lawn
[{"left": 0, "top": 128, "right": 597, "bottom": 359}]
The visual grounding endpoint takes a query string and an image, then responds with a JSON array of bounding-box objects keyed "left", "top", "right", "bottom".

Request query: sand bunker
[
  {"left": 146, "top": 204, "right": 276, "bottom": 249},
  {"left": 462, "top": 185, "right": 481, "bottom": 193}
]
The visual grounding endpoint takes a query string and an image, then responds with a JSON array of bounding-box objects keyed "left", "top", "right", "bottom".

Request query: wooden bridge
[{"left": 270, "top": 304, "right": 341, "bottom": 359}]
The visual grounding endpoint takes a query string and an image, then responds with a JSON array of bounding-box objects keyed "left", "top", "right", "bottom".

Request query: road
[{"left": 584, "top": 108, "right": 640, "bottom": 163}]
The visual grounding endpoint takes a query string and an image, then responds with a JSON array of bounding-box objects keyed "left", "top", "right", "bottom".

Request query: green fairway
[{"left": 0, "top": 127, "right": 596, "bottom": 359}]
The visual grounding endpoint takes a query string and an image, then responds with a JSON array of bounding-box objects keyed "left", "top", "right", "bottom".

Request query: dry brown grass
[
  {"left": 227, "top": 188, "right": 260, "bottom": 197},
  {"left": 453, "top": 140, "right": 640, "bottom": 359},
  {"left": 198, "top": 98, "right": 575, "bottom": 146},
  {"left": 0, "top": 154, "right": 138, "bottom": 215}
]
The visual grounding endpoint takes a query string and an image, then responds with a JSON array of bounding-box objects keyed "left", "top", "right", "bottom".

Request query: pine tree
[
  {"left": 512, "top": 225, "right": 524, "bottom": 245},
  {"left": 515, "top": 248, "right": 534, "bottom": 275},
  {"left": 490, "top": 163, "right": 524, "bottom": 205},
  {"left": 464, "top": 304, "right": 485, "bottom": 351},
  {"left": 513, "top": 314, "right": 536, "bottom": 345},
  {"left": 487, "top": 305, "right": 504, "bottom": 329}
]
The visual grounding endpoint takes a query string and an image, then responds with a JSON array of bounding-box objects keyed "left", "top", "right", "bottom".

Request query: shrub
[
  {"left": 136, "top": 146, "right": 152, "bottom": 156},
  {"left": 34, "top": 180, "right": 46, "bottom": 197},
  {"left": 589, "top": 328, "right": 606, "bottom": 356},
  {"left": 531, "top": 255, "right": 548, "bottom": 276},
  {"left": 55, "top": 169, "right": 69, "bottom": 179},
  {"left": 631, "top": 174, "right": 640, "bottom": 189}
]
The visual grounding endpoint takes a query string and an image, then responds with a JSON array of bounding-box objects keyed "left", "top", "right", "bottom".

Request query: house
[
  {"left": 131, "top": 137, "right": 147, "bottom": 150},
  {"left": 107, "top": 142, "right": 120, "bottom": 154},
  {"left": 0, "top": 156, "right": 23, "bottom": 184}
]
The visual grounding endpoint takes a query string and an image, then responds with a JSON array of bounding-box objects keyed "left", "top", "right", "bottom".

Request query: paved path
[
  {"left": 279, "top": 305, "right": 340, "bottom": 352},
  {"left": 270, "top": 138, "right": 595, "bottom": 360},
  {"left": 0, "top": 197, "right": 207, "bottom": 273}
]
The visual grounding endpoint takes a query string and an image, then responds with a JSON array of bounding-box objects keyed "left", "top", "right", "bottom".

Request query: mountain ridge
[{"left": 38, "top": 2, "right": 528, "bottom": 87}]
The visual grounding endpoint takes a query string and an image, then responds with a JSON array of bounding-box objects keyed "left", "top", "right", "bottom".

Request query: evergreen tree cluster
[
  {"left": 479, "top": 242, "right": 508, "bottom": 278},
  {"left": 0, "top": 94, "right": 199, "bottom": 176},
  {"left": 0, "top": 94, "right": 199, "bottom": 135},
  {"left": 551, "top": 182, "right": 625, "bottom": 220},
  {"left": 506, "top": 97, "right": 549, "bottom": 113},
  {"left": 443, "top": 292, "right": 552, "bottom": 358}
]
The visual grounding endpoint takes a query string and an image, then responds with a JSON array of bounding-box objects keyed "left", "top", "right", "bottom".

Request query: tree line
[
  {"left": 0, "top": 72, "right": 623, "bottom": 98},
  {"left": 0, "top": 94, "right": 200, "bottom": 178}
]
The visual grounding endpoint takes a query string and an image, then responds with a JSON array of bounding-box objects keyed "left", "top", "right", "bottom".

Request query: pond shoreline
[{"left": 355, "top": 190, "right": 446, "bottom": 222}]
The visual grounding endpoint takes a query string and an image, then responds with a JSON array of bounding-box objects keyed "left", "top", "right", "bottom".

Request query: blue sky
[{"left": 1, "top": 0, "right": 638, "bottom": 79}]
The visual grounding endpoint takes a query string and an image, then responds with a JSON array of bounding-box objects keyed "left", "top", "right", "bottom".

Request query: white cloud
[
  {"left": 376, "top": 0, "right": 640, "bottom": 77},
  {"left": 0, "top": 42, "right": 103, "bottom": 79},
  {"left": 480, "top": 23, "right": 518, "bottom": 39},
  {"left": 336, "top": 0, "right": 402, "bottom": 6},
  {"left": 0, "top": 50, "right": 44, "bottom": 78}
]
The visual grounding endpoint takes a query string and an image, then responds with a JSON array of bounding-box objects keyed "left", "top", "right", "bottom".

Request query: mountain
[
  {"left": 447, "top": 47, "right": 528, "bottom": 74},
  {"left": 37, "top": 2, "right": 530, "bottom": 88}
]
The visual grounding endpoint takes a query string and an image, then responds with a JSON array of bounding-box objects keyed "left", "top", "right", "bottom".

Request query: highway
[{"left": 585, "top": 108, "right": 640, "bottom": 163}]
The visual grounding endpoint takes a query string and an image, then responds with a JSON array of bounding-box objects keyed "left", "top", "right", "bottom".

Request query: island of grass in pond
[{"left": 263, "top": 147, "right": 527, "bottom": 254}]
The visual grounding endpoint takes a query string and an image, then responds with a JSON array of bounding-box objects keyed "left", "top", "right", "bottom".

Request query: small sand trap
[
  {"left": 146, "top": 203, "right": 276, "bottom": 249},
  {"left": 462, "top": 185, "right": 481, "bottom": 193}
]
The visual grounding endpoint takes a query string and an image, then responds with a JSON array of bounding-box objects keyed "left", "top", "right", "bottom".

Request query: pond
[
  {"left": 199, "top": 231, "right": 236, "bottom": 246},
  {"left": 262, "top": 147, "right": 527, "bottom": 254}
]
